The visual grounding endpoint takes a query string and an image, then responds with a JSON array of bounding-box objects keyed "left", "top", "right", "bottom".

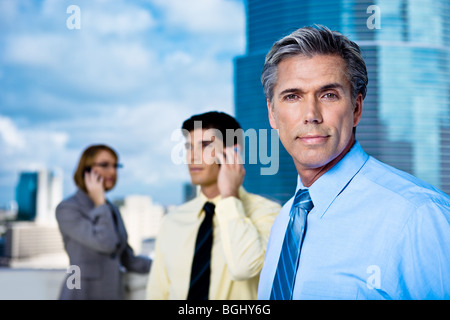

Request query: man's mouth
[{"left": 297, "top": 134, "right": 330, "bottom": 144}]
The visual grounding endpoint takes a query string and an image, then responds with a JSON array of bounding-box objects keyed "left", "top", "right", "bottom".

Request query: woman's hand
[{"left": 85, "top": 170, "right": 106, "bottom": 206}]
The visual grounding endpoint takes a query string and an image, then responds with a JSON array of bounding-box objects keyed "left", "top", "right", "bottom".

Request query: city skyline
[
  {"left": 0, "top": 0, "right": 245, "bottom": 208},
  {"left": 235, "top": 0, "right": 450, "bottom": 202},
  {"left": 2, "top": 0, "right": 450, "bottom": 212}
]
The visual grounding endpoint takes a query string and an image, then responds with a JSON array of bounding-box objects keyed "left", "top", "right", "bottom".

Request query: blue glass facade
[
  {"left": 15, "top": 172, "right": 38, "bottom": 221},
  {"left": 234, "top": 0, "right": 450, "bottom": 204}
]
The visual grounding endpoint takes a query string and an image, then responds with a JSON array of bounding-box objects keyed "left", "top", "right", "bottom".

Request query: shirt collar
[
  {"left": 296, "top": 140, "right": 369, "bottom": 218},
  {"left": 195, "top": 186, "right": 246, "bottom": 218},
  {"left": 198, "top": 190, "right": 222, "bottom": 206}
]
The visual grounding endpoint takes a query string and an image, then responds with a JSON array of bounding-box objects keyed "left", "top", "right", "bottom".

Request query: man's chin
[{"left": 188, "top": 176, "right": 201, "bottom": 185}]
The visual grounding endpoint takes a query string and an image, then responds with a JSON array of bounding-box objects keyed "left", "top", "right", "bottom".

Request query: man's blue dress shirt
[{"left": 258, "top": 141, "right": 450, "bottom": 299}]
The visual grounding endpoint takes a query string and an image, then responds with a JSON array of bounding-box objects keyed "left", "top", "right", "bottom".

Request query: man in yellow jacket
[{"left": 146, "top": 111, "right": 281, "bottom": 300}]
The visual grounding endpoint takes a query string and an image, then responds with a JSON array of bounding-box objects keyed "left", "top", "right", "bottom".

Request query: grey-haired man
[{"left": 258, "top": 25, "right": 450, "bottom": 300}]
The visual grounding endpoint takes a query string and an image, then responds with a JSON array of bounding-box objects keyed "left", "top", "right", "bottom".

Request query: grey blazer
[{"left": 55, "top": 189, "right": 151, "bottom": 300}]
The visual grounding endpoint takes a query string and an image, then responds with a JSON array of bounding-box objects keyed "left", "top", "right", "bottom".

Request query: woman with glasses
[{"left": 55, "top": 144, "right": 151, "bottom": 300}]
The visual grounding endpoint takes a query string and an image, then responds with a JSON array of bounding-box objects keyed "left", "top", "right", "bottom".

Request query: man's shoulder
[
  {"left": 361, "top": 156, "right": 450, "bottom": 208},
  {"left": 163, "top": 197, "right": 202, "bottom": 219},
  {"left": 240, "top": 188, "right": 282, "bottom": 209}
]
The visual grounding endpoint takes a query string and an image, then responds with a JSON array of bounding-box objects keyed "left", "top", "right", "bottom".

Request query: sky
[{"left": 0, "top": 0, "right": 246, "bottom": 208}]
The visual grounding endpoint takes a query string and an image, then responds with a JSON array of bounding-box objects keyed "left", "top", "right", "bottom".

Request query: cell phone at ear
[{"left": 85, "top": 166, "right": 92, "bottom": 173}]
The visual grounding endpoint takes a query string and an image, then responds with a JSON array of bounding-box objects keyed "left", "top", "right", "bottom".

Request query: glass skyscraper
[
  {"left": 14, "top": 169, "right": 63, "bottom": 222},
  {"left": 15, "top": 172, "right": 38, "bottom": 221},
  {"left": 234, "top": 0, "right": 450, "bottom": 204}
]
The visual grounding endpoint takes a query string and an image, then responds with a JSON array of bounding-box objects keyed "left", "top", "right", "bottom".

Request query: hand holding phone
[
  {"left": 217, "top": 145, "right": 245, "bottom": 199},
  {"left": 84, "top": 168, "right": 106, "bottom": 206}
]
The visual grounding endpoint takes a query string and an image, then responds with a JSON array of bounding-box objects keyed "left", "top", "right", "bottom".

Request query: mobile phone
[{"left": 84, "top": 166, "right": 92, "bottom": 173}]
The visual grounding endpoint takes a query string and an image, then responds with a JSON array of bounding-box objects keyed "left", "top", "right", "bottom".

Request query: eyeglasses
[{"left": 92, "top": 162, "right": 123, "bottom": 170}]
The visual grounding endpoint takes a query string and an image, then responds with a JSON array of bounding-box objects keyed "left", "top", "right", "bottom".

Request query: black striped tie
[{"left": 187, "top": 201, "right": 215, "bottom": 300}]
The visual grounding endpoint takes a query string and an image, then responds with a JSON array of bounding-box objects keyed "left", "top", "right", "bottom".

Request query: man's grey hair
[{"left": 261, "top": 25, "right": 368, "bottom": 104}]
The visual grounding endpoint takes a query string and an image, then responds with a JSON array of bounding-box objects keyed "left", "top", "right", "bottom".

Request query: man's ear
[
  {"left": 267, "top": 99, "right": 278, "bottom": 129},
  {"left": 353, "top": 93, "right": 363, "bottom": 127}
]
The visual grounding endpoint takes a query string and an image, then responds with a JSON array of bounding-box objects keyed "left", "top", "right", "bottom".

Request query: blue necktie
[{"left": 270, "top": 189, "right": 314, "bottom": 300}]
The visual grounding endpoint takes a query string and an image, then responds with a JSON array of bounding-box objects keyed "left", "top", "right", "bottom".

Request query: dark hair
[
  {"left": 73, "top": 144, "right": 118, "bottom": 193},
  {"left": 261, "top": 24, "right": 368, "bottom": 103},
  {"left": 181, "top": 111, "right": 243, "bottom": 147}
]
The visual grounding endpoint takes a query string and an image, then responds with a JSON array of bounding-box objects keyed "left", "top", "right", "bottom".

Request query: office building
[
  {"left": 15, "top": 172, "right": 38, "bottom": 221},
  {"left": 118, "top": 195, "right": 165, "bottom": 255},
  {"left": 3, "top": 221, "right": 66, "bottom": 265},
  {"left": 1, "top": 168, "right": 65, "bottom": 266},
  {"left": 15, "top": 168, "right": 63, "bottom": 224},
  {"left": 234, "top": 0, "right": 450, "bottom": 204}
]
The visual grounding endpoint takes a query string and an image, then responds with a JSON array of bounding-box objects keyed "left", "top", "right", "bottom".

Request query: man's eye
[
  {"left": 284, "top": 94, "right": 299, "bottom": 101},
  {"left": 323, "top": 93, "right": 338, "bottom": 100}
]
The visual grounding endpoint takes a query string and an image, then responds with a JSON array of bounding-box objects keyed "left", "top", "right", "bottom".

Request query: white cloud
[
  {"left": 153, "top": 0, "right": 244, "bottom": 34},
  {"left": 0, "top": 0, "right": 245, "bottom": 207},
  {"left": 0, "top": 115, "right": 26, "bottom": 152},
  {"left": 2, "top": 0, "right": 243, "bottom": 104},
  {"left": 82, "top": 3, "right": 156, "bottom": 36},
  {"left": 4, "top": 33, "right": 158, "bottom": 100},
  {"left": 0, "top": 114, "right": 70, "bottom": 171},
  {"left": 3, "top": 34, "right": 68, "bottom": 68},
  {"left": 163, "top": 51, "right": 194, "bottom": 69}
]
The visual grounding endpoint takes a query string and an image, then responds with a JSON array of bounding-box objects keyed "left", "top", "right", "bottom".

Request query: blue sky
[{"left": 0, "top": 0, "right": 245, "bottom": 208}]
